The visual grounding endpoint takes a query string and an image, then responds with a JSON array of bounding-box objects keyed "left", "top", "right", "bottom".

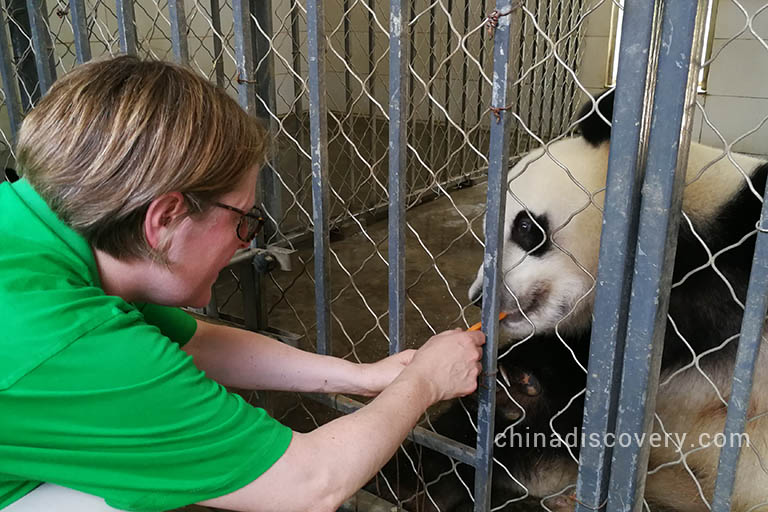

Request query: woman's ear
[{"left": 144, "top": 192, "right": 188, "bottom": 249}]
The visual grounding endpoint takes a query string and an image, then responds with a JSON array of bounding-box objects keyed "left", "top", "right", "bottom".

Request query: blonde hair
[{"left": 17, "top": 55, "right": 268, "bottom": 261}]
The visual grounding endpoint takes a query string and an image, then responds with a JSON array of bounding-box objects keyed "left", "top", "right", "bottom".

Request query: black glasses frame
[{"left": 213, "top": 201, "right": 265, "bottom": 242}]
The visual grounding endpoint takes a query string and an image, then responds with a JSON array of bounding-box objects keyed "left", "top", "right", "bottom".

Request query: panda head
[{"left": 468, "top": 91, "right": 615, "bottom": 338}]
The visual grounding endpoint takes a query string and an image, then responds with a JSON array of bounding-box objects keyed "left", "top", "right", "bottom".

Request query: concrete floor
[
  {"left": 207, "top": 182, "right": 549, "bottom": 510},
  {"left": 216, "top": 181, "right": 488, "bottom": 362}
]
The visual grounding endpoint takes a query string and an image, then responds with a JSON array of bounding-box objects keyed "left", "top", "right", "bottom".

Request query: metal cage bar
[
  {"left": 168, "top": 0, "right": 189, "bottom": 65},
  {"left": 306, "top": 0, "right": 331, "bottom": 356},
  {"left": 309, "top": 393, "right": 477, "bottom": 465},
  {"left": 7, "top": 0, "right": 38, "bottom": 112},
  {"left": 25, "top": 0, "right": 54, "bottom": 95},
  {"left": 474, "top": 2, "right": 518, "bottom": 509},
  {"left": 208, "top": 0, "right": 225, "bottom": 88},
  {"left": 0, "top": 5, "right": 22, "bottom": 142},
  {"left": 574, "top": 1, "right": 658, "bottom": 509},
  {"left": 711, "top": 196, "right": 768, "bottom": 510},
  {"left": 253, "top": 0, "right": 282, "bottom": 242},
  {"left": 388, "top": 0, "right": 407, "bottom": 355},
  {"left": 233, "top": 0, "right": 255, "bottom": 113},
  {"left": 116, "top": 0, "right": 137, "bottom": 55},
  {"left": 115, "top": 0, "right": 137, "bottom": 55},
  {"left": 251, "top": 0, "right": 278, "bottom": 332},
  {"left": 68, "top": 0, "right": 91, "bottom": 63},
  {"left": 607, "top": 1, "right": 703, "bottom": 510}
]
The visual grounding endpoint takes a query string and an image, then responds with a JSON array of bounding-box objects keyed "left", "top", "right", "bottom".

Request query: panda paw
[{"left": 543, "top": 491, "right": 577, "bottom": 512}]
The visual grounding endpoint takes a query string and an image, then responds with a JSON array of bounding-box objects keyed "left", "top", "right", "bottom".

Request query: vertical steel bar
[
  {"left": 68, "top": 0, "right": 91, "bottom": 63},
  {"left": 367, "top": 0, "right": 376, "bottom": 200},
  {"left": 444, "top": 0, "right": 453, "bottom": 178},
  {"left": 252, "top": 0, "right": 279, "bottom": 329},
  {"left": 288, "top": 0, "right": 309, "bottom": 223},
  {"left": 116, "top": 0, "right": 137, "bottom": 55},
  {"left": 289, "top": 0, "right": 303, "bottom": 117},
  {"left": 474, "top": 2, "right": 516, "bottom": 509},
  {"left": 388, "top": 0, "right": 407, "bottom": 355},
  {"left": 475, "top": 0, "right": 487, "bottom": 159},
  {"left": 252, "top": 0, "right": 276, "bottom": 121},
  {"left": 168, "top": 0, "right": 189, "bottom": 65},
  {"left": 232, "top": 0, "right": 256, "bottom": 114},
  {"left": 342, "top": 0, "right": 355, "bottom": 212},
  {"left": 427, "top": 3, "right": 435, "bottom": 178},
  {"left": 252, "top": 1, "right": 280, "bottom": 207},
  {"left": 710, "top": 203, "right": 768, "bottom": 510},
  {"left": 233, "top": 0, "right": 265, "bottom": 330},
  {"left": 306, "top": 0, "right": 331, "bottom": 356},
  {"left": 459, "top": 0, "right": 469, "bottom": 176},
  {"left": 209, "top": 0, "right": 225, "bottom": 87},
  {"left": 0, "top": 5, "right": 22, "bottom": 142},
  {"left": 407, "top": 0, "right": 415, "bottom": 197},
  {"left": 25, "top": 0, "right": 54, "bottom": 95},
  {"left": 573, "top": 1, "right": 657, "bottom": 509},
  {"left": 239, "top": 261, "right": 260, "bottom": 331},
  {"left": 607, "top": 1, "right": 703, "bottom": 511},
  {"left": 8, "top": 0, "right": 38, "bottom": 111}
]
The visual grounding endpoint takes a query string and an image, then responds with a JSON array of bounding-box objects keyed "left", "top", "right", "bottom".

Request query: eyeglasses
[{"left": 213, "top": 201, "right": 265, "bottom": 242}]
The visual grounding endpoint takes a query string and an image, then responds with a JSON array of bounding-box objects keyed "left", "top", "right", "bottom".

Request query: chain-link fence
[{"left": 2, "top": 0, "right": 768, "bottom": 510}]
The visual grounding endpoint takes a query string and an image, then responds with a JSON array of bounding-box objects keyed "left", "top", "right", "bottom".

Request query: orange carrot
[{"left": 468, "top": 312, "right": 508, "bottom": 331}]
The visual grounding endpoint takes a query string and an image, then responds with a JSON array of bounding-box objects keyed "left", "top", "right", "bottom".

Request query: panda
[
  {"left": 460, "top": 89, "right": 768, "bottom": 512},
  {"left": 369, "top": 351, "right": 586, "bottom": 512}
]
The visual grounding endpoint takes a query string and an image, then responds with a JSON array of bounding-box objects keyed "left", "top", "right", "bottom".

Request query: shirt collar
[{"left": 10, "top": 178, "right": 102, "bottom": 287}]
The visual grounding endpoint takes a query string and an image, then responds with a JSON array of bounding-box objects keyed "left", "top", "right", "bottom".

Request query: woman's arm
[
  {"left": 182, "top": 319, "right": 415, "bottom": 395},
  {"left": 197, "top": 328, "right": 485, "bottom": 512}
]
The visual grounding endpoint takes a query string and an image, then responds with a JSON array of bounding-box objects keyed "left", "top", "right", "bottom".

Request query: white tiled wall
[
  {"left": 696, "top": 0, "right": 768, "bottom": 156},
  {"left": 577, "top": 0, "right": 768, "bottom": 157},
  {"left": 3, "top": 0, "right": 766, "bottom": 159},
  {"left": 579, "top": 0, "right": 613, "bottom": 96}
]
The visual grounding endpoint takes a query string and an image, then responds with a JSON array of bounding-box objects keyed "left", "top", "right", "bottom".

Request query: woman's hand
[
  {"left": 357, "top": 349, "right": 416, "bottom": 396},
  {"left": 402, "top": 328, "right": 486, "bottom": 403}
]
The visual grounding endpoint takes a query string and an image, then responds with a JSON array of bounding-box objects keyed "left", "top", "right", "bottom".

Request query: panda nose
[{"left": 470, "top": 292, "right": 482, "bottom": 309}]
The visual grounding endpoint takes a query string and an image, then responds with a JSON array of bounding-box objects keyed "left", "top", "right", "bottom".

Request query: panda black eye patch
[{"left": 510, "top": 210, "right": 549, "bottom": 255}]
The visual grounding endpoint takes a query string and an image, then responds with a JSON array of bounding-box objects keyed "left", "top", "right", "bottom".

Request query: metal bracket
[{"left": 228, "top": 245, "right": 296, "bottom": 273}]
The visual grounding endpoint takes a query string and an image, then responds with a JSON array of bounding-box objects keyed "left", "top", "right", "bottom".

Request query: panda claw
[
  {"left": 544, "top": 492, "right": 577, "bottom": 512},
  {"left": 523, "top": 374, "right": 541, "bottom": 396},
  {"left": 512, "top": 368, "right": 542, "bottom": 396}
]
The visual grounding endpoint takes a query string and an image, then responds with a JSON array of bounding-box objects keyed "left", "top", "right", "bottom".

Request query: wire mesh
[{"left": 3, "top": 0, "right": 767, "bottom": 509}]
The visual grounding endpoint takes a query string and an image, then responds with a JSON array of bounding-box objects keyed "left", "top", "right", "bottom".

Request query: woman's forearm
[
  {"left": 183, "top": 320, "right": 375, "bottom": 394},
  {"left": 198, "top": 368, "right": 438, "bottom": 512}
]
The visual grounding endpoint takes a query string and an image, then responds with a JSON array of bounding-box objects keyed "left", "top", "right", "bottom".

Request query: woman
[{"left": 0, "top": 56, "right": 484, "bottom": 512}]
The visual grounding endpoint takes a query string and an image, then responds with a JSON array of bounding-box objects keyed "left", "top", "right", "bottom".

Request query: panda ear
[{"left": 577, "top": 89, "right": 615, "bottom": 147}]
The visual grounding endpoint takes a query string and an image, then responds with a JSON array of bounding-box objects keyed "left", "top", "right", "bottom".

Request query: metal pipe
[
  {"left": 68, "top": 0, "right": 91, "bottom": 63},
  {"left": 388, "top": 0, "right": 408, "bottom": 355},
  {"left": 7, "top": 0, "right": 38, "bottom": 111},
  {"left": 308, "top": 393, "right": 478, "bottom": 465},
  {"left": 474, "top": 1, "right": 517, "bottom": 509},
  {"left": 606, "top": 2, "right": 704, "bottom": 510},
  {"left": 574, "top": 0, "right": 658, "bottom": 509},
  {"left": 710, "top": 184, "right": 768, "bottom": 511},
  {"left": 25, "top": 0, "right": 55, "bottom": 95},
  {"left": 209, "top": 0, "right": 225, "bottom": 87},
  {"left": 168, "top": 0, "right": 189, "bottom": 65},
  {"left": 232, "top": 0, "right": 256, "bottom": 114},
  {"left": 252, "top": 0, "right": 279, "bottom": 330},
  {"left": 115, "top": 0, "right": 137, "bottom": 55},
  {"left": 306, "top": 0, "right": 332, "bottom": 355},
  {"left": 0, "top": 6, "right": 22, "bottom": 141}
]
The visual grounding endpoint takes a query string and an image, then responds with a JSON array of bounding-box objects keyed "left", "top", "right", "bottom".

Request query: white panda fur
[{"left": 463, "top": 90, "right": 768, "bottom": 511}]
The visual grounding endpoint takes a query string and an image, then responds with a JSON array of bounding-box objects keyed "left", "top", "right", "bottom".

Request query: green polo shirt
[{"left": 0, "top": 178, "right": 292, "bottom": 511}]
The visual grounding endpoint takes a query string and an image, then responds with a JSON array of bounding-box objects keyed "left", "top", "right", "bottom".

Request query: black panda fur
[{"left": 375, "top": 91, "right": 768, "bottom": 511}]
